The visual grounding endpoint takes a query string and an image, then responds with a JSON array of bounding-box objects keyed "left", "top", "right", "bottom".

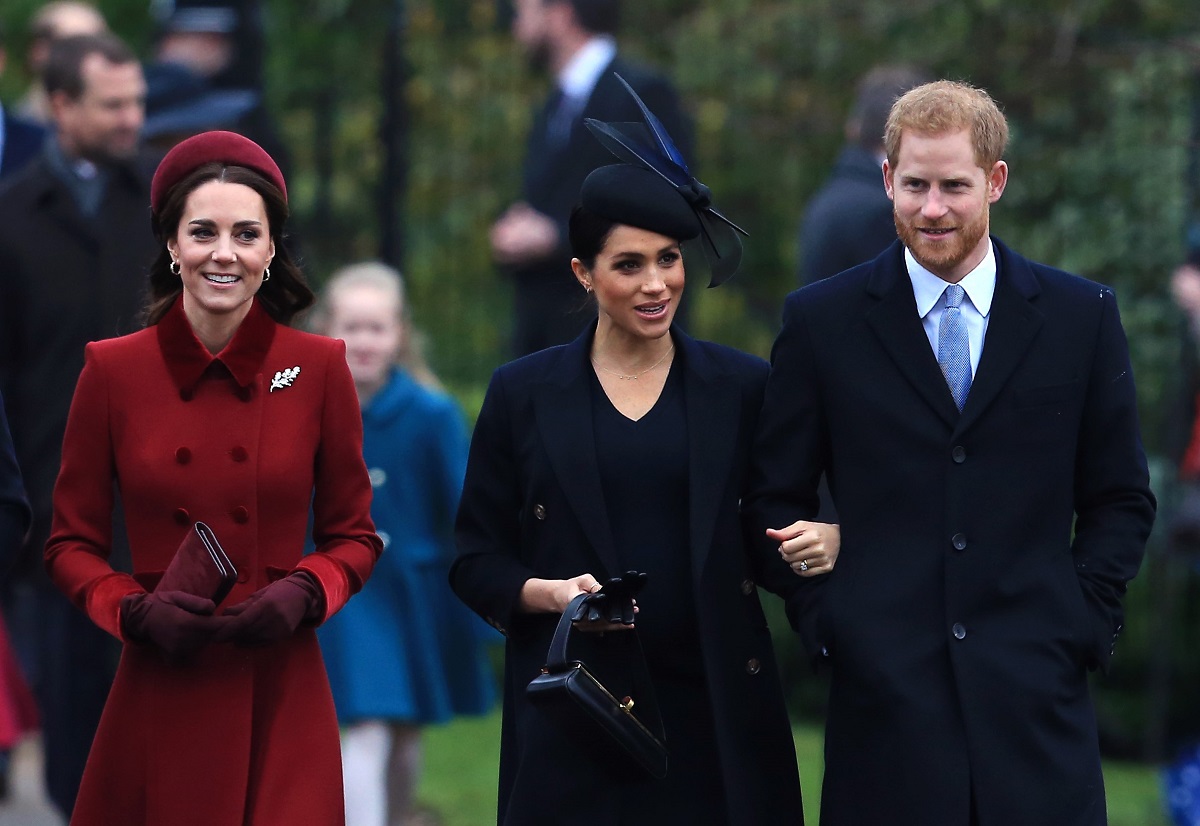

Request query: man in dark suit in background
[
  {"left": 0, "top": 31, "right": 157, "bottom": 819},
  {"left": 492, "top": 0, "right": 691, "bottom": 356},
  {"left": 797, "top": 64, "right": 931, "bottom": 286},
  {"left": 747, "top": 80, "right": 1156, "bottom": 825},
  {"left": 0, "top": 24, "right": 46, "bottom": 180}
]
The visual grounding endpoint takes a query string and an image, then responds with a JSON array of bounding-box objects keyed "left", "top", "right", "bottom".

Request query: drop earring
[
  {"left": 262, "top": 266, "right": 271, "bottom": 283},
  {"left": 170, "top": 260, "right": 180, "bottom": 275}
]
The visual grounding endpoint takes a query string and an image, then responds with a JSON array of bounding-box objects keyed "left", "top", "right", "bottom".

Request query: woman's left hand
[{"left": 766, "top": 521, "right": 840, "bottom": 577}]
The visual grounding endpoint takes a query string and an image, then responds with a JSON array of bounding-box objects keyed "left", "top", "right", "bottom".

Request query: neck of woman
[
  {"left": 185, "top": 299, "right": 253, "bottom": 355},
  {"left": 591, "top": 320, "right": 673, "bottom": 372}
]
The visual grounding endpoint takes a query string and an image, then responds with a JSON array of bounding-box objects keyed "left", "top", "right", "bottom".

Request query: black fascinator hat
[{"left": 583, "top": 74, "right": 748, "bottom": 286}]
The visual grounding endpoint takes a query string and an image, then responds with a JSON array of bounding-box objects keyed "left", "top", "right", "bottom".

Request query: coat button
[
  {"left": 175, "top": 447, "right": 191, "bottom": 465},
  {"left": 179, "top": 388, "right": 194, "bottom": 402},
  {"left": 230, "top": 446, "right": 248, "bottom": 463},
  {"left": 740, "top": 578, "right": 755, "bottom": 596},
  {"left": 746, "top": 658, "right": 761, "bottom": 675},
  {"left": 952, "top": 623, "right": 967, "bottom": 640},
  {"left": 533, "top": 504, "right": 546, "bottom": 520},
  {"left": 232, "top": 506, "right": 250, "bottom": 524},
  {"left": 173, "top": 508, "right": 191, "bottom": 526},
  {"left": 951, "top": 533, "right": 967, "bottom": 551},
  {"left": 952, "top": 445, "right": 966, "bottom": 463},
  {"left": 237, "top": 568, "right": 250, "bottom": 583},
  {"left": 237, "top": 386, "right": 254, "bottom": 402}
]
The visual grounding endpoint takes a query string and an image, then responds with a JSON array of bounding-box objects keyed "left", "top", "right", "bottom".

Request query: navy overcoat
[{"left": 746, "top": 238, "right": 1156, "bottom": 826}]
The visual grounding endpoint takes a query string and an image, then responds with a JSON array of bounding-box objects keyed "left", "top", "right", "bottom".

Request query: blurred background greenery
[{"left": 3, "top": 0, "right": 1200, "bottom": 779}]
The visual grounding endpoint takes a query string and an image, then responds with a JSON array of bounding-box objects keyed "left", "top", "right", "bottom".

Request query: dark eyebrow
[{"left": 187, "top": 218, "right": 264, "bottom": 228}]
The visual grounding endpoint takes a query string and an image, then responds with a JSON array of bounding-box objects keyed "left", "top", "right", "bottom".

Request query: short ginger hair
[{"left": 884, "top": 79, "right": 1009, "bottom": 171}]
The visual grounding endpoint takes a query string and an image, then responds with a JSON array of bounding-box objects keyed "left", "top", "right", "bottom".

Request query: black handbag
[{"left": 526, "top": 592, "right": 668, "bottom": 779}]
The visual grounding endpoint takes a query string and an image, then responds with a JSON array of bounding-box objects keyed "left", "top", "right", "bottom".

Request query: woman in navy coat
[{"left": 452, "top": 91, "right": 838, "bottom": 825}]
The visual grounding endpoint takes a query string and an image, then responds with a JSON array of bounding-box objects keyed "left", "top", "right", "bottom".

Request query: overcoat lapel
[
  {"left": 680, "top": 333, "right": 739, "bottom": 583},
  {"left": 531, "top": 331, "right": 622, "bottom": 577},
  {"left": 956, "top": 240, "right": 1043, "bottom": 433},
  {"left": 864, "top": 247, "right": 960, "bottom": 427}
]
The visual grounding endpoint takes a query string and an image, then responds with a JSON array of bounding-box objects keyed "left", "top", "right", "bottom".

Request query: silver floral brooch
[{"left": 270, "top": 366, "right": 301, "bottom": 392}]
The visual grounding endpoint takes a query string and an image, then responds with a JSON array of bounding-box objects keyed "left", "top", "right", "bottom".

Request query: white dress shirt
[
  {"left": 557, "top": 36, "right": 617, "bottom": 103},
  {"left": 907, "top": 242, "right": 997, "bottom": 378}
]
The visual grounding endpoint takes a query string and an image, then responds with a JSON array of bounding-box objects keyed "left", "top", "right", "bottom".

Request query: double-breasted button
[
  {"left": 173, "top": 508, "right": 191, "bottom": 526},
  {"left": 175, "top": 447, "right": 191, "bottom": 465},
  {"left": 951, "top": 533, "right": 967, "bottom": 551},
  {"left": 179, "top": 388, "right": 194, "bottom": 402},
  {"left": 237, "top": 567, "right": 249, "bottom": 584},
  {"left": 236, "top": 386, "right": 254, "bottom": 402},
  {"left": 951, "top": 446, "right": 967, "bottom": 463},
  {"left": 230, "top": 446, "right": 248, "bottom": 463},
  {"left": 740, "top": 579, "right": 755, "bottom": 596},
  {"left": 232, "top": 506, "right": 250, "bottom": 524},
  {"left": 746, "top": 658, "right": 761, "bottom": 675},
  {"left": 533, "top": 504, "right": 547, "bottom": 521},
  {"left": 952, "top": 623, "right": 967, "bottom": 640}
]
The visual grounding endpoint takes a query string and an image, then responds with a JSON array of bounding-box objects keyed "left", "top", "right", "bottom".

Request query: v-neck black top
[
  {"left": 590, "top": 360, "right": 725, "bottom": 822},
  {"left": 590, "top": 361, "right": 700, "bottom": 674}
]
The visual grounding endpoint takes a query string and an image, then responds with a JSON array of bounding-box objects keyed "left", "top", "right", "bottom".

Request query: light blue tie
[{"left": 938, "top": 284, "right": 971, "bottom": 410}]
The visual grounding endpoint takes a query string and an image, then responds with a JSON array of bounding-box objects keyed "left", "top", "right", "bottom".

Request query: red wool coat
[{"left": 45, "top": 298, "right": 381, "bottom": 825}]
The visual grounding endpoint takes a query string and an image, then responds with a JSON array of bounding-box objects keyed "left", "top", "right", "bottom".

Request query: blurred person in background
[
  {"left": 14, "top": 1, "right": 107, "bottom": 125},
  {"left": 45, "top": 129, "right": 381, "bottom": 825},
  {"left": 141, "top": 59, "right": 259, "bottom": 152},
  {"left": 0, "top": 22, "right": 46, "bottom": 180},
  {"left": 797, "top": 64, "right": 933, "bottom": 286},
  {"left": 0, "top": 392, "right": 34, "bottom": 802},
  {"left": 491, "top": 0, "right": 691, "bottom": 357},
  {"left": 149, "top": 0, "right": 292, "bottom": 176},
  {"left": 312, "top": 262, "right": 497, "bottom": 826},
  {"left": 0, "top": 31, "right": 154, "bottom": 819}
]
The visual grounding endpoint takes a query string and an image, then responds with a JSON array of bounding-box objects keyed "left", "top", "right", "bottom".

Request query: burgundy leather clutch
[{"left": 157, "top": 521, "right": 238, "bottom": 605}]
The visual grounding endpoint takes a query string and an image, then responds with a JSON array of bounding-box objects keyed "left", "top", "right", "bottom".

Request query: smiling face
[
  {"left": 168, "top": 180, "right": 274, "bottom": 330},
  {"left": 884, "top": 127, "right": 1007, "bottom": 283},
  {"left": 573, "top": 223, "right": 684, "bottom": 344},
  {"left": 325, "top": 282, "right": 404, "bottom": 395}
]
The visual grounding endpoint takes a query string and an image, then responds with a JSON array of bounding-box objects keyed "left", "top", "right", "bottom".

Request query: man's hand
[{"left": 490, "top": 202, "right": 559, "bottom": 266}]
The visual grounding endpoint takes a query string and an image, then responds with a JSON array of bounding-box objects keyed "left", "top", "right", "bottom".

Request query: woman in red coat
[{"left": 44, "top": 131, "right": 382, "bottom": 825}]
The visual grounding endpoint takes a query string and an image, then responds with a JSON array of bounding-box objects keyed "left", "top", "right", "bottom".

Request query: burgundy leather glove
[
  {"left": 120, "top": 590, "right": 221, "bottom": 664},
  {"left": 215, "top": 571, "right": 324, "bottom": 647}
]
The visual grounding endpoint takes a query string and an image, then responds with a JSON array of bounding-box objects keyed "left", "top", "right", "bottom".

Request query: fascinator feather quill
[{"left": 584, "top": 74, "right": 747, "bottom": 286}]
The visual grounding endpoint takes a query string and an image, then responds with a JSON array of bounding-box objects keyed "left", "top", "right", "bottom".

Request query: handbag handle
[{"left": 543, "top": 593, "right": 665, "bottom": 740}]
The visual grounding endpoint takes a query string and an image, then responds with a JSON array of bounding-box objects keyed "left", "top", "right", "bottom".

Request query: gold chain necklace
[{"left": 591, "top": 345, "right": 675, "bottom": 381}]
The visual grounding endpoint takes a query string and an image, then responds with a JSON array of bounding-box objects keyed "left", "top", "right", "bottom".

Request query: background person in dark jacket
[
  {"left": 797, "top": 64, "right": 931, "bottom": 286},
  {"left": 0, "top": 31, "right": 155, "bottom": 819}
]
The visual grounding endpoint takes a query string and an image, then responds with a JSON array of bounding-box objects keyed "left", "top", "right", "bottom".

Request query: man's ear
[{"left": 987, "top": 161, "right": 1009, "bottom": 204}]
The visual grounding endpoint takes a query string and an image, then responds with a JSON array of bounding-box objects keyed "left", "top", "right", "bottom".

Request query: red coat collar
[{"left": 156, "top": 296, "right": 277, "bottom": 395}]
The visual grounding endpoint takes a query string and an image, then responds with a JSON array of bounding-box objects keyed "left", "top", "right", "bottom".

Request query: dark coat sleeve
[
  {"left": 742, "top": 291, "right": 831, "bottom": 663},
  {"left": 1071, "top": 289, "right": 1157, "bottom": 671},
  {"left": 0, "top": 388, "right": 32, "bottom": 574},
  {"left": 450, "top": 368, "right": 540, "bottom": 634}
]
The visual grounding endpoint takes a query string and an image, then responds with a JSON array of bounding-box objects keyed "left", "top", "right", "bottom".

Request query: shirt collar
[
  {"left": 907, "top": 240, "right": 997, "bottom": 319},
  {"left": 558, "top": 36, "right": 617, "bottom": 100},
  {"left": 156, "top": 295, "right": 277, "bottom": 396}
]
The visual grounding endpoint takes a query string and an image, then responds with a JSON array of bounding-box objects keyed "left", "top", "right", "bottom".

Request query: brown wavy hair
[{"left": 143, "top": 162, "right": 314, "bottom": 326}]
